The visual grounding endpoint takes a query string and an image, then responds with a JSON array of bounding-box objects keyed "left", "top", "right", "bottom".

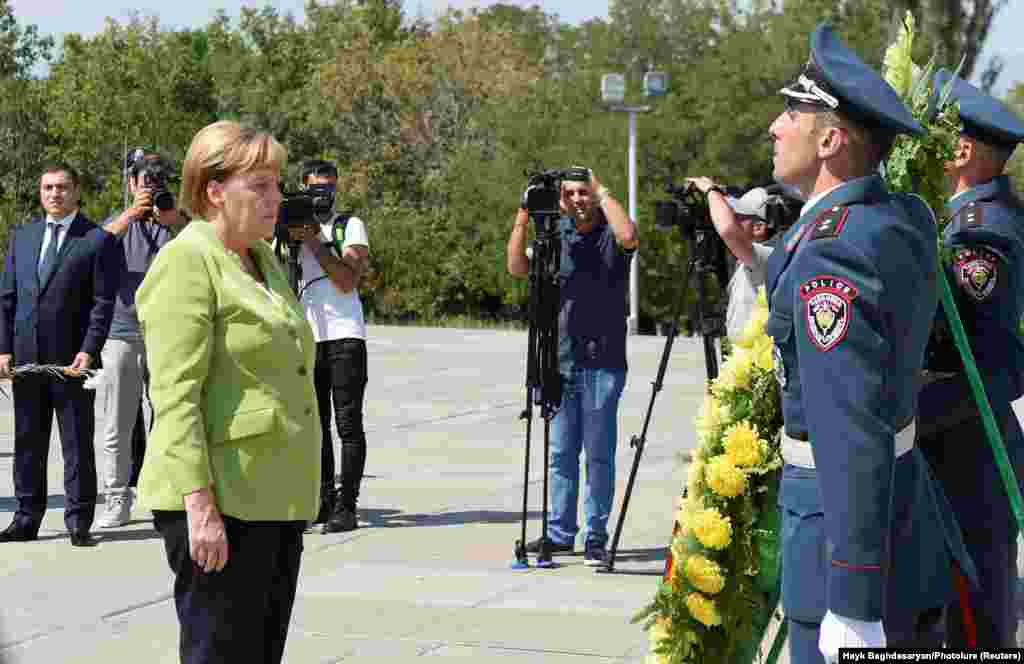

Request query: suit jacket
[
  {"left": 0, "top": 213, "right": 117, "bottom": 365},
  {"left": 135, "top": 220, "right": 321, "bottom": 521}
]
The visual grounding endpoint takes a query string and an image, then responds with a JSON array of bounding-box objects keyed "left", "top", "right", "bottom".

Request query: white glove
[{"left": 818, "top": 610, "right": 885, "bottom": 663}]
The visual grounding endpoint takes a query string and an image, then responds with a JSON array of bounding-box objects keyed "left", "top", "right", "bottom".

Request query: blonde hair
[{"left": 180, "top": 121, "right": 287, "bottom": 218}]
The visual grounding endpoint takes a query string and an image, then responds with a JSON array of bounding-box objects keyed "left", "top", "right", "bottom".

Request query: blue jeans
[{"left": 548, "top": 367, "right": 626, "bottom": 547}]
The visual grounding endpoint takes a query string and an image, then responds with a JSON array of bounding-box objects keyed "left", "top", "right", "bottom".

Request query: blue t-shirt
[
  {"left": 557, "top": 216, "right": 633, "bottom": 377},
  {"left": 103, "top": 214, "right": 175, "bottom": 340}
]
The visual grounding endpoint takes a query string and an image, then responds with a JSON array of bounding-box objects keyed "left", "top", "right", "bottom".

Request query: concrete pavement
[
  {"left": 0, "top": 326, "right": 707, "bottom": 663},
  {"left": 1, "top": 326, "right": 1020, "bottom": 663}
]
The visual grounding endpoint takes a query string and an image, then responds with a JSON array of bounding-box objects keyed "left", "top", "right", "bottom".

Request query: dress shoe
[
  {"left": 69, "top": 532, "right": 98, "bottom": 547},
  {"left": 0, "top": 523, "right": 38, "bottom": 543}
]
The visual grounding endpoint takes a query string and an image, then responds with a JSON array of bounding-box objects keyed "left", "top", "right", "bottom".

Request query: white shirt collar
[
  {"left": 45, "top": 210, "right": 78, "bottom": 228},
  {"left": 800, "top": 183, "right": 845, "bottom": 218}
]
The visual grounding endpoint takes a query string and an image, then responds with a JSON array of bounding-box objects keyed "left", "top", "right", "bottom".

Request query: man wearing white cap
[{"left": 687, "top": 179, "right": 775, "bottom": 339}]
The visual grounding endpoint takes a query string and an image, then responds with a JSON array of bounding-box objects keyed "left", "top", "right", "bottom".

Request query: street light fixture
[{"left": 601, "top": 70, "right": 667, "bottom": 335}]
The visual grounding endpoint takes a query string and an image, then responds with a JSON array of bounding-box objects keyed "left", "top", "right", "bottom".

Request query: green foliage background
[{"left": 0, "top": 0, "right": 1015, "bottom": 327}]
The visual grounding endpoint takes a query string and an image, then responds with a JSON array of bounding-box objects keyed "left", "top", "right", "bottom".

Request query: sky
[{"left": 8, "top": 0, "right": 1024, "bottom": 98}]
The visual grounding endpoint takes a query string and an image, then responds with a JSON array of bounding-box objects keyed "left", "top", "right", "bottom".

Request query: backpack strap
[{"left": 331, "top": 214, "right": 351, "bottom": 256}]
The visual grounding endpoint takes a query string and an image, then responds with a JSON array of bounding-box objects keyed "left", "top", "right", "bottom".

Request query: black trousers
[
  {"left": 919, "top": 407, "right": 1023, "bottom": 647},
  {"left": 314, "top": 338, "right": 368, "bottom": 511},
  {"left": 12, "top": 375, "right": 97, "bottom": 533},
  {"left": 153, "top": 511, "right": 304, "bottom": 664}
]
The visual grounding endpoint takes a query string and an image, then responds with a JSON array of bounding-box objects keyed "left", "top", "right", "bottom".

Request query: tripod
[
  {"left": 512, "top": 211, "right": 564, "bottom": 569},
  {"left": 599, "top": 224, "right": 726, "bottom": 573}
]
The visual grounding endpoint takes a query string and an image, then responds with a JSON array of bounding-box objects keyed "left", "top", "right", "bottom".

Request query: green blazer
[{"left": 136, "top": 220, "right": 321, "bottom": 521}]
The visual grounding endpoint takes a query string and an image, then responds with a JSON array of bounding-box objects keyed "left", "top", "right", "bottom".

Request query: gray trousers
[{"left": 100, "top": 338, "right": 148, "bottom": 497}]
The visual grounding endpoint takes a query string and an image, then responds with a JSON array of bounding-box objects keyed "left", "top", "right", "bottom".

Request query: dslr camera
[{"left": 126, "top": 149, "right": 176, "bottom": 221}]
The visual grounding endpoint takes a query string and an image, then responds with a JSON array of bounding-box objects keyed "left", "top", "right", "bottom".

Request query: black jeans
[
  {"left": 314, "top": 338, "right": 368, "bottom": 511},
  {"left": 153, "top": 511, "right": 304, "bottom": 664}
]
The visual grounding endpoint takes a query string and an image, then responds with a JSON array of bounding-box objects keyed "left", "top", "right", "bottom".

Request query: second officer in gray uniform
[
  {"left": 918, "top": 69, "right": 1024, "bottom": 647},
  {"left": 764, "top": 25, "right": 975, "bottom": 663}
]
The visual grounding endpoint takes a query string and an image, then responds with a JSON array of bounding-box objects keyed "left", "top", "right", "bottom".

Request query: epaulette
[
  {"left": 807, "top": 206, "right": 849, "bottom": 241},
  {"left": 959, "top": 202, "right": 984, "bottom": 228}
]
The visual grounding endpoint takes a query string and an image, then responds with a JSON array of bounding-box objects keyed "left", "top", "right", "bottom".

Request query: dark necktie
[{"left": 38, "top": 222, "right": 62, "bottom": 283}]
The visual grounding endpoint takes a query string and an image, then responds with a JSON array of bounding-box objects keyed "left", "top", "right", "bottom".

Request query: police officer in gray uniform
[
  {"left": 764, "top": 25, "right": 975, "bottom": 662},
  {"left": 917, "top": 69, "right": 1024, "bottom": 647}
]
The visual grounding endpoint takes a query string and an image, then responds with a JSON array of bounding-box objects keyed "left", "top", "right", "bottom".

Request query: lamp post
[{"left": 601, "top": 70, "right": 668, "bottom": 335}]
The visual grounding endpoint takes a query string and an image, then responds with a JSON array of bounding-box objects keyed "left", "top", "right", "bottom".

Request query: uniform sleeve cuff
[{"left": 828, "top": 562, "right": 883, "bottom": 621}]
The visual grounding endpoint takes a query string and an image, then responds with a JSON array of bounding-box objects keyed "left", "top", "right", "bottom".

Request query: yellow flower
[
  {"left": 684, "top": 554, "right": 726, "bottom": 595},
  {"left": 685, "top": 592, "right": 723, "bottom": 627},
  {"left": 691, "top": 506, "right": 733, "bottom": 550},
  {"left": 675, "top": 494, "right": 702, "bottom": 536},
  {"left": 754, "top": 337, "right": 775, "bottom": 372},
  {"left": 710, "top": 362, "right": 735, "bottom": 399},
  {"left": 723, "top": 421, "right": 765, "bottom": 467},
  {"left": 736, "top": 305, "right": 769, "bottom": 349},
  {"left": 729, "top": 349, "right": 755, "bottom": 391},
  {"left": 705, "top": 455, "right": 748, "bottom": 498},
  {"left": 686, "top": 456, "right": 705, "bottom": 496},
  {"left": 694, "top": 394, "right": 722, "bottom": 442}
]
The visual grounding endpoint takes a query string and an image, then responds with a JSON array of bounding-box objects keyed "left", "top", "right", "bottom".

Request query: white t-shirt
[
  {"left": 298, "top": 215, "right": 369, "bottom": 342},
  {"left": 726, "top": 242, "right": 774, "bottom": 340}
]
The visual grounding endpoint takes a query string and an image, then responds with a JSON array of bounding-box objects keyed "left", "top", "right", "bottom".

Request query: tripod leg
[
  {"left": 599, "top": 434, "right": 644, "bottom": 573},
  {"left": 512, "top": 397, "right": 532, "bottom": 569},
  {"left": 536, "top": 412, "right": 555, "bottom": 568}
]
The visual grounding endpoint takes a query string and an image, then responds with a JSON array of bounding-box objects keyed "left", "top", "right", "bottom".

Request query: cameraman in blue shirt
[{"left": 506, "top": 167, "right": 638, "bottom": 565}]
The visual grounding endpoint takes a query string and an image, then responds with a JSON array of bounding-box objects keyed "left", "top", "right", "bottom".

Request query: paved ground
[
  {"left": 1, "top": 326, "right": 1020, "bottom": 663},
  {"left": 0, "top": 326, "right": 708, "bottom": 663}
]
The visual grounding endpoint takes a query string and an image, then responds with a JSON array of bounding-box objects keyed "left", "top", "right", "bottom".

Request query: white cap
[{"left": 726, "top": 187, "right": 770, "bottom": 219}]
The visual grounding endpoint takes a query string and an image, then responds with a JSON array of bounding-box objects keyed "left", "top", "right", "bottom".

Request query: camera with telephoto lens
[{"left": 126, "top": 149, "right": 176, "bottom": 222}]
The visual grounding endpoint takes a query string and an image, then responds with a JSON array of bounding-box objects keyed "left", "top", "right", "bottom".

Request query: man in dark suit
[{"left": 0, "top": 162, "right": 117, "bottom": 547}]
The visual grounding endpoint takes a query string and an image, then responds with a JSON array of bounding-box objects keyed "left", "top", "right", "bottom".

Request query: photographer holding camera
[
  {"left": 506, "top": 166, "right": 638, "bottom": 566},
  {"left": 686, "top": 179, "right": 776, "bottom": 340},
  {"left": 96, "top": 149, "right": 188, "bottom": 528},
  {"left": 285, "top": 160, "right": 370, "bottom": 533}
]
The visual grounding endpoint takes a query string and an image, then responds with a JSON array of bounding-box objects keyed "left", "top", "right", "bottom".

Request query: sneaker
[
  {"left": 583, "top": 542, "right": 607, "bottom": 567},
  {"left": 324, "top": 507, "right": 358, "bottom": 533},
  {"left": 96, "top": 494, "right": 132, "bottom": 529},
  {"left": 524, "top": 537, "right": 574, "bottom": 555}
]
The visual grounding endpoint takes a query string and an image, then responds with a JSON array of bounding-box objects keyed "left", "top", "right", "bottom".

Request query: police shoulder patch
[
  {"left": 799, "top": 275, "right": 859, "bottom": 352},
  {"left": 807, "top": 206, "right": 850, "bottom": 241},
  {"left": 953, "top": 245, "right": 1000, "bottom": 301},
  {"left": 960, "top": 202, "right": 984, "bottom": 228}
]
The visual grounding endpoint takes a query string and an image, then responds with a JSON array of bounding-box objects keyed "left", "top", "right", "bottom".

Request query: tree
[
  {"left": 894, "top": 0, "right": 1009, "bottom": 91},
  {"left": 44, "top": 15, "right": 218, "bottom": 219},
  {"left": 0, "top": 1, "right": 55, "bottom": 251}
]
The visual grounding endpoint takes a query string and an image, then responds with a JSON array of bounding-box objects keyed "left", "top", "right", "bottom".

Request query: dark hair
[
  {"left": 40, "top": 162, "right": 80, "bottom": 187},
  {"left": 301, "top": 159, "right": 338, "bottom": 183},
  {"left": 127, "top": 149, "right": 169, "bottom": 176}
]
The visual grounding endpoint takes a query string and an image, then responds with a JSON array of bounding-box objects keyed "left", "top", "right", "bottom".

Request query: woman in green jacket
[{"left": 136, "top": 120, "right": 320, "bottom": 664}]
